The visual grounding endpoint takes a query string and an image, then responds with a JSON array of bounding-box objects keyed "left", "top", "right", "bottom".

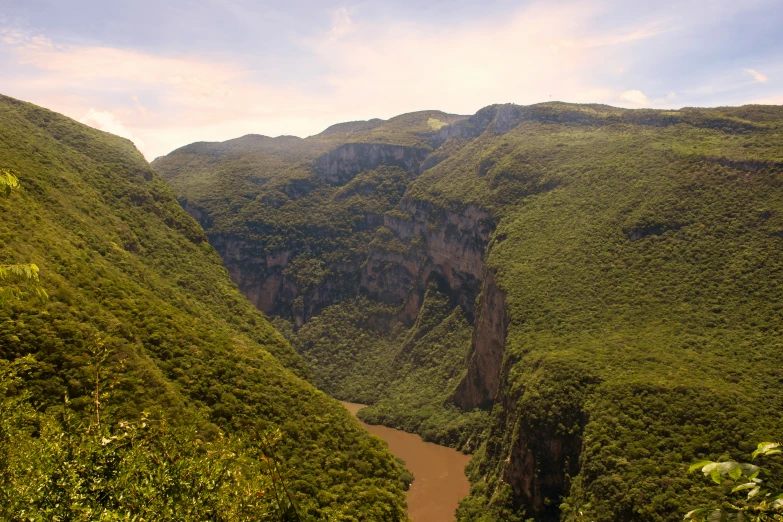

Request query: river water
[{"left": 341, "top": 402, "right": 472, "bottom": 522}]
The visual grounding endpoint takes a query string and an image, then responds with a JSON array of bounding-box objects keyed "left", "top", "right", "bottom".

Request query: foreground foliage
[
  {"left": 0, "top": 356, "right": 300, "bottom": 521},
  {"left": 686, "top": 442, "right": 783, "bottom": 521},
  {"left": 0, "top": 94, "right": 409, "bottom": 520}
]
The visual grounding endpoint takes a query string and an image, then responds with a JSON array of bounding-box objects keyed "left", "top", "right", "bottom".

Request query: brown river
[{"left": 341, "top": 402, "right": 472, "bottom": 522}]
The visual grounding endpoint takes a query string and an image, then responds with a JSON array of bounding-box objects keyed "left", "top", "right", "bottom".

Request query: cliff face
[
  {"left": 498, "top": 395, "right": 589, "bottom": 522},
  {"left": 361, "top": 200, "right": 495, "bottom": 323},
  {"left": 468, "top": 360, "right": 599, "bottom": 522},
  {"left": 315, "top": 143, "right": 430, "bottom": 184},
  {"left": 209, "top": 235, "right": 294, "bottom": 314},
  {"left": 208, "top": 197, "right": 499, "bottom": 330},
  {"left": 209, "top": 233, "right": 367, "bottom": 326},
  {"left": 452, "top": 268, "right": 508, "bottom": 409}
]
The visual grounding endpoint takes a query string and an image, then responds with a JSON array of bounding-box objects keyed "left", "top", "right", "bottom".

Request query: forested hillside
[
  {"left": 155, "top": 102, "right": 783, "bottom": 521},
  {"left": 0, "top": 94, "right": 409, "bottom": 520},
  {"left": 153, "top": 111, "right": 489, "bottom": 448}
]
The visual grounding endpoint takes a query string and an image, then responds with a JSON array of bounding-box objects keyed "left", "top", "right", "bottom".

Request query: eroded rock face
[
  {"left": 210, "top": 233, "right": 366, "bottom": 325},
  {"left": 208, "top": 235, "right": 290, "bottom": 313},
  {"left": 315, "top": 143, "right": 430, "bottom": 185},
  {"left": 452, "top": 268, "right": 507, "bottom": 409},
  {"left": 475, "top": 364, "right": 599, "bottom": 522},
  {"left": 501, "top": 415, "right": 587, "bottom": 522},
  {"left": 180, "top": 200, "right": 212, "bottom": 229},
  {"left": 360, "top": 200, "right": 495, "bottom": 323}
]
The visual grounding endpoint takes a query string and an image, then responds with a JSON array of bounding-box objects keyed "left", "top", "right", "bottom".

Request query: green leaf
[
  {"left": 717, "top": 461, "right": 740, "bottom": 476},
  {"left": 711, "top": 468, "right": 723, "bottom": 484},
  {"left": 685, "top": 508, "right": 711, "bottom": 520},
  {"left": 690, "top": 461, "right": 715, "bottom": 473},
  {"left": 702, "top": 462, "right": 719, "bottom": 475},
  {"left": 752, "top": 442, "right": 781, "bottom": 459},
  {"left": 731, "top": 483, "right": 757, "bottom": 493},
  {"left": 728, "top": 465, "right": 742, "bottom": 481},
  {"left": 739, "top": 463, "right": 759, "bottom": 477}
]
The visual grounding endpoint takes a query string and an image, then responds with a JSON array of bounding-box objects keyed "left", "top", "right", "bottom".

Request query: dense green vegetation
[
  {"left": 433, "top": 105, "right": 783, "bottom": 521},
  {"left": 0, "top": 94, "right": 411, "bottom": 520},
  {"left": 154, "top": 109, "right": 487, "bottom": 452},
  {"left": 0, "top": 355, "right": 301, "bottom": 521},
  {"left": 156, "top": 100, "right": 783, "bottom": 521},
  {"left": 278, "top": 284, "right": 487, "bottom": 451}
]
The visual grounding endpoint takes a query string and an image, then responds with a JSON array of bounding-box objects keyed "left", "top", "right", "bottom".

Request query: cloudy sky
[{"left": 2, "top": 0, "right": 782, "bottom": 159}]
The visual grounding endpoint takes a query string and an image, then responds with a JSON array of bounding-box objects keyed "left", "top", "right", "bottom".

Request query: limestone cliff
[
  {"left": 361, "top": 200, "right": 494, "bottom": 323},
  {"left": 452, "top": 268, "right": 507, "bottom": 409},
  {"left": 315, "top": 143, "right": 430, "bottom": 184}
]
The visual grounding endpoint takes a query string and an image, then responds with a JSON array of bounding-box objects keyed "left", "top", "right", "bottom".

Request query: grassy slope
[{"left": 0, "top": 94, "right": 408, "bottom": 521}]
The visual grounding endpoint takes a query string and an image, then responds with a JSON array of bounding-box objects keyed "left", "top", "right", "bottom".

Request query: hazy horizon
[{"left": 3, "top": 0, "right": 782, "bottom": 159}]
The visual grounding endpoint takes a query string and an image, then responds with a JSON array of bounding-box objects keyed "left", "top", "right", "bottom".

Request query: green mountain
[
  {"left": 155, "top": 102, "right": 783, "bottom": 521},
  {"left": 0, "top": 94, "right": 409, "bottom": 521}
]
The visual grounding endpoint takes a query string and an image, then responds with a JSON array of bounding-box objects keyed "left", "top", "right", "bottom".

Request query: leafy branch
[
  {"left": 0, "top": 263, "right": 48, "bottom": 302},
  {"left": 0, "top": 167, "right": 48, "bottom": 303},
  {"left": 0, "top": 167, "right": 19, "bottom": 197},
  {"left": 686, "top": 442, "right": 783, "bottom": 522}
]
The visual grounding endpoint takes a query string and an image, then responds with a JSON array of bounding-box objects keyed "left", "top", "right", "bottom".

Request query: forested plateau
[{"left": 154, "top": 102, "right": 783, "bottom": 521}]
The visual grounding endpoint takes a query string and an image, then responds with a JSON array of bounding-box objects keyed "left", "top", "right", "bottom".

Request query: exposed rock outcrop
[
  {"left": 361, "top": 200, "right": 495, "bottom": 323},
  {"left": 315, "top": 143, "right": 430, "bottom": 184},
  {"left": 476, "top": 363, "right": 600, "bottom": 522},
  {"left": 180, "top": 199, "right": 213, "bottom": 229},
  {"left": 210, "top": 233, "right": 367, "bottom": 325},
  {"left": 452, "top": 268, "right": 507, "bottom": 409}
]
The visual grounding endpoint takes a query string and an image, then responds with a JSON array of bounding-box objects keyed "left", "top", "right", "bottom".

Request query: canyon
[{"left": 154, "top": 102, "right": 783, "bottom": 521}]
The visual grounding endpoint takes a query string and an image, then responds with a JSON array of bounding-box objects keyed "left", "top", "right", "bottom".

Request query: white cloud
[
  {"left": 619, "top": 89, "right": 650, "bottom": 107},
  {"left": 81, "top": 109, "right": 146, "bottom": 153},
  {"left": 309, "top": 2, "right": 670, "bottom": 115},
  {"left": 0, "top": 2, "right": 688, "bottom": 159},
  {"left": 751, "top": 95, "right": 783, "bottom": 105},
  {"left": 329, "top": 8, "right": 354, "bottom": 40},
  {"left": 746, "top": 68, "right": 768, "bottom": 83}
]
